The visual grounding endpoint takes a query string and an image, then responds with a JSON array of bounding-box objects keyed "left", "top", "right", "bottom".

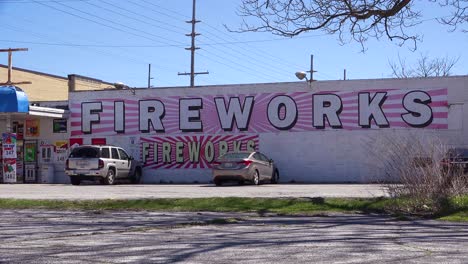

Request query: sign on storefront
[{"left": 2, "top": 133, "right": 17, "bottom": 183}]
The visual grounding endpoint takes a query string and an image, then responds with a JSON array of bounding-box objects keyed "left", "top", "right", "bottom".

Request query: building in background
[
  {"left": 0, "top": 64, "right": 114, "bottom": 102},
  {"left": 1, "top": 63, "right": 467, "bottom": 184},
  {"left": 68, "top": 76, "right": 468, "bottom": 184},
  {"left": 0, "top": 65, "right": 114, "bottom": 184}
]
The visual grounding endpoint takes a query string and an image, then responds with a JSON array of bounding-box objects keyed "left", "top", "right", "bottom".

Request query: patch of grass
[
  {"left": 0, "top": 197, "right": 386, "bottom": 213},
  {"left": 0, "top": 195, "right": 466, "bottom": 221},
  {"left": 435, "top": 195, "right": 468, "bottom": 221}
]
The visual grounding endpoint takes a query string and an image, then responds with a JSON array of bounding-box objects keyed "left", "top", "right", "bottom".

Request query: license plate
[
  {"left": 75, "top": 170, "right": 89, "bottom": 175},
  {"left": 224, "top": 162, "right": 233, "bottom": 168},
  {"left": 77, "top": 161, "right": 89, "bottom": 167}
]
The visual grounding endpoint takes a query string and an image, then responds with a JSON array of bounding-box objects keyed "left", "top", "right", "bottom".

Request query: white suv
[{"left": 65, "top": 145, "right": 142, "bottom": 185}]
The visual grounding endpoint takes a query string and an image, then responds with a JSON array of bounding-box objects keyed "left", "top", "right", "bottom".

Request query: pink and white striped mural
[
  {"left": 141, "top": 134, "right": 259, "bottom": 169},
  {"left": 67, "top": 85, "right": 450, "bottom": 173},
  {"left": 70, "top": 88, "right": 448, "bottom": 137}
]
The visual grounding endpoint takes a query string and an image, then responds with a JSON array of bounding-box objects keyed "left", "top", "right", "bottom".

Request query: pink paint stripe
[
  {"left": 427, "top": 88, "right": 448, "bottom": 96},
  {"left": 382, "top": 101, "right": 448, "bottom": 109},
  {"left": 71, "top": 131, "right": 83, "bottom": 136}
]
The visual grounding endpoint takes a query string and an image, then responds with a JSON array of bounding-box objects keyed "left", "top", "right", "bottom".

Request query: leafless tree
[
  {"left": 367, "top": 132, "right": 467, "bottom": 214},
  {"left": 231, "top": 0, "right": 467, "bottom": 51},
  {"left": 389, "top": 54, "right": 460, "bottom": 78}
]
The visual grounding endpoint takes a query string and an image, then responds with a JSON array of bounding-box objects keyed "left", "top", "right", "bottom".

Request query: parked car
[
  {"left": 65, "top": 145, "right": 142, "bottom": 185},
  {"left": 441, "top": 148, "right": 468, "bottom": 174},
  {"left": 212, "top": 151, "right": 279, "bottom": 186}
]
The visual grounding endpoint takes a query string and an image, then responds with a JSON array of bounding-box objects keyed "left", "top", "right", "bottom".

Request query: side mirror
[
  {"left": 128, "top": 156, "right": 134, "bottom": 160},
  {"left": 269, "top": 159, "right": 273, "bottom": 164}
]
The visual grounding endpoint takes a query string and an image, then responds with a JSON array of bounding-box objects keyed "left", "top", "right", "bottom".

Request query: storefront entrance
[{"left": 1, "top": 86, "right": 69, "bottom": 184}]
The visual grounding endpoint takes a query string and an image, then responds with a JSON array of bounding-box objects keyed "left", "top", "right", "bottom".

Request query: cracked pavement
[{"left": 0, "top": 209, "right": 467, "bottom": 263}]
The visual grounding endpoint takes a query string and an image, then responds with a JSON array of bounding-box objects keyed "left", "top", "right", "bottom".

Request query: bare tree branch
[
  {"left": 434, "top": 0, "right": 468, "bottom": 32},
  {"left": 389, "top": 53, "right": 460, "bottom": 78},
  {"left": 229, "top": 0, "right": 466, "bottom": 51}
]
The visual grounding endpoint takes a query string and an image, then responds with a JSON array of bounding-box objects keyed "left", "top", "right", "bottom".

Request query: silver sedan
[{"left": 211, "top": 151, "right": 279, "bottom": 186}]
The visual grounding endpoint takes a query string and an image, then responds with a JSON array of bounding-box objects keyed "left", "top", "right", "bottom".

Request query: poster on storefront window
[
  {"left": 0, "top": 140, "right": 2, "bottom": 183},
  {"left": 53, "top": 119, "right": 67, "bottom": 133},
  {"left": 2, "top": 133, "right": 17, "bottom": 159},
  {"left": 3, "top": 158, "right": 16, "bottom": 183},
  {"left": 26, "top": 119, "right": 40, "bottom": 137},
  {"left": 13, "top": 122, "right": 24, "bottom": 140},
  {"left": 54, "top": 141, "right": 68, "bottom": 163},
  {"left": 24, "top": 142, "right": 37, "bottom": 162}
]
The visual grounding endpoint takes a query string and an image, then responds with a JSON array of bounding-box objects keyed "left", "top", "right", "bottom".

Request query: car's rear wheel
[
  {"left": 131, "top": 169, "right": 141, "bottom": 184},
  {"left": 103, "top": 169, "right": 116, "bottom": 185},
  {"left": 271, "top": 170, "right": 279, "bottom": 184},
  {"left": 70, "top": 177, "right": 81, "bottom": 186},
  {"left": 253, "top": 170, "right": 260, "bottom": 185}
]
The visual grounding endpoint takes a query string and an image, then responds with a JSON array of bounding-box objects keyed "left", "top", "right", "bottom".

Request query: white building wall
[
  {"left": 68, "top": 76, "right": 468, "bottom": 183},
  {"left": 34, "top": 117, "right": 69, "bottom": 183}
]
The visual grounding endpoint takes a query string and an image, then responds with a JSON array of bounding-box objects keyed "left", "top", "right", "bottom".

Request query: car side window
[
  {"left": 253, "top": 153, "right": 262, "bottom": 161},
  {"left": 118, "top": 149, "right": 129, "bottom": 160},
  {"left": 101, "top": 148, "right": 110, "bottom": 159},
  {"left": 111, "top": 148, "right": 119, "bottom": 159},
  {"left": 259, "top": 153, "right": 269, "bottom": 162}
]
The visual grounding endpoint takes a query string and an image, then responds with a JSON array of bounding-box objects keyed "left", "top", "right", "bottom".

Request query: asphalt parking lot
[
  {"left": 2, "top": 184, "right": 466, "bottom": 263},
  {"left": 1, "top": 210, "right": 467, "bottom": 264},
  {"left": 0, "top": 183, "right": 387, "bottom": 200}
]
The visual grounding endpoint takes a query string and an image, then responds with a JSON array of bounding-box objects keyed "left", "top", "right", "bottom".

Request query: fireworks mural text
[{"left": 70, "top": 88, "right": 448, "bottom": 168}]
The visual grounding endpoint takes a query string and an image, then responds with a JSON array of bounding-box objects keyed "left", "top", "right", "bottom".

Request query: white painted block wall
[{"left": 68, "top": 76, "right": 468, "bottom": 183}]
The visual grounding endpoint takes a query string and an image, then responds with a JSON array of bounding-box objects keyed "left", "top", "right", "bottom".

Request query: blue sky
[{"left": 0, "top": 0, "right": 466, "bottom": 88}]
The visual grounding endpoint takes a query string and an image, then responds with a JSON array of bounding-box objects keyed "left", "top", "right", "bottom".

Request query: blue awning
[{"left": 0, "top": 85, "right": 29, "bottom": 113}]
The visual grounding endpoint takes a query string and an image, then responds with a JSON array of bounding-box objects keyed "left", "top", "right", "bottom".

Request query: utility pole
[
  {"left": 307, "top": 54, "right": 317, "bottom": 82},
  {"left": 178, "top": 0, "right": 208, "bottom": 87},
  {"left": 344, "top": 69, "right": 347, "bottom": 80},
  {"left": 147, "top": 63, "right": 153, "bottom": 88},
  {"left": 0, "top": 48, "right": 32, "bottom": 85}
]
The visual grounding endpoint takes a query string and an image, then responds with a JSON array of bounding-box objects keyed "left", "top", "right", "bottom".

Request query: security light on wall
[
  {"left": 295, "top": 71, "right": 308, "bottom": 81},
  {"left": 113, "top": 82, "right": 136, "bottom": 95},
  {"left": 295, "top": 71, "right": 314, "bottom": 89},
  {"left": 114, "top": 82, "right": 126, "bottom": 90}
]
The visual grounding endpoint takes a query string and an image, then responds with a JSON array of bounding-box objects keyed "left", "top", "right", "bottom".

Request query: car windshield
[
  {"left": 219, "top": 153, "right": 251, "bottom": 160},
  {"left": 69, "top": 147, "right": 100, "bottom": 158},
  {"left": 447, "top": 148, "right": 468, "bottom": 158}
]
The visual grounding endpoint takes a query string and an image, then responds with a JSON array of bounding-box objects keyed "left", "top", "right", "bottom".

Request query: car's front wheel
[
  {"left": 214, "top": 179, "right": 222, "bottom": 186},
  {"left": 103, "top": 169, "right": 116, "bottom": 185},
  {"left": 271, "top": 170, "right": 279, "bottom": 184},
  {"left": 70, "top": 177, "right": 80, "bottom": 186},
  {"left": 131, "top": 169, "right": 141, "bottom": 184},
  {"left": 253, "top": 170, "right": 260, "bottom": 185}
]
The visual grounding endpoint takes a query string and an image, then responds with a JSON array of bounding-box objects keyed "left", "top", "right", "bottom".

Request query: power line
[
  {"left": 63, "top": 0, "right": 329, "bottom": 81},
  {"left": 125, "top": 0, "right": 189, "bottom": 33},
  {"left": 32, "top": 0, "right": 185, "bottom": 46},
  {"left": 0, "top": 39, "right": 185, "bottom": 48},
  {"left": 2, "top": 0, "right": 88, "bottom": 2},
  {"left": 197, "top": 53, "right": 274, "bottom": 83},
  {"left": 0, "top": 35, "right": 329, "bottom": 48},
  {"left": 92, "top": 0, "right": 188, "bottom": 36},
  {"left": 141, "top": 2, "right": 308, "bottom": 68},
  {"left": 136, "top": 0, "right": 325, "bottom": 80},
  {"left": 6, "top": 1, "right": 373, "bottom": 85},
  {"left": 1, "top": 23, "right": 149, "bottom": 66},
  {"left": 1, "top": 22, "right": 182, "bottom": 86},
  {"left": 27, "top": 0, "right": 277, "bottom": 84}
]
